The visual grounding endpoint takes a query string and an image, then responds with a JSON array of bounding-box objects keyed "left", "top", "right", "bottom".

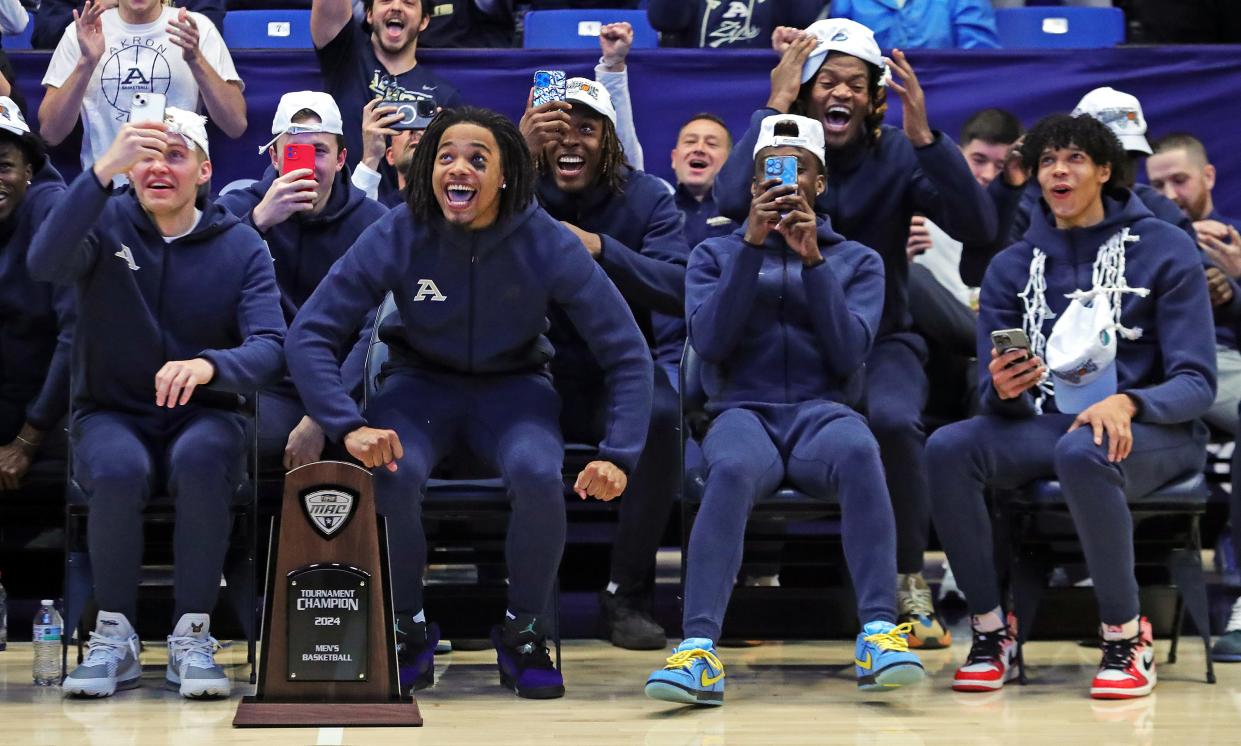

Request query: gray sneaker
[
  {"left": 166, "top": 613, "right": 230, "bottom": 699},
  {"left": 63, "top": 611, "right": 141, "bottom": 698}
]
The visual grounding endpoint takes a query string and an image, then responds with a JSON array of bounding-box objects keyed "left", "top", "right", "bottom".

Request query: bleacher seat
[
  {"left": 523, "top": 9, "right": 657, "bottom": 49},
  {"left": 2, "top": 13, "right": 35, "bottom": 51},
  {"left": 995, "top": 7, "right": 1125, "bottom": 48},
  {"left": 222, "top": 10, "right": 313, "bottom": 49}
]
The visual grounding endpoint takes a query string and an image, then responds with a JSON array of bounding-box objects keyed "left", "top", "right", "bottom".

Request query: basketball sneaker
[
  {"left": 644, "top": 638, "right": 725, "bottom": 706},
  {"left": 1211, "top": 597, "right": 1241, "bottom": 662},
  {"left": 492, "top": 614, "right": 564, "bottom": 699},
  {"left": 165, "top": 613, "right": 230, "bottom": 699},
  {"left": 897, "top": 572, "right": 952, "bottom": 649},
  {"left": 599, "top": 590, "right": 666, "bottom": 650},
  {"left": 1091, "top": 617, "right": 1156, "bottom": 700},
  {"left": 63, "top": 611, "right": 141, "bottom": 698},
  {"left": 395, "top": 614, "right": 439, "bottom": 692},
  {"left": 855, "top": 621, "right": 925, "bottom": 691},
  {"left": 952, "top": 614, "right": 1020, "bottom": 692}
]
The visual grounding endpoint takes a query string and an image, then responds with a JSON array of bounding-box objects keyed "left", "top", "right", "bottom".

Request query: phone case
[
  {"left": 533, "top": 70, "right": 567, "bottom": 107},
  {"left": 282, "top": 144, "right": 315, "bottom": 177},
  {"left": 128, "top": 93, "right": 166, "bottom": 124},
  {"left": 764, "top": 156, "right": 798, "bottom": 187}
]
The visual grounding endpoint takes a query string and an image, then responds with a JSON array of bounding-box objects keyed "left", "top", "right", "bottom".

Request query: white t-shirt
[
  {"left": 42, "top": 8, "right": 242, "bottom": 174},
  {"left": 914, "top": 218, "right": 978, "bottom": 309}
]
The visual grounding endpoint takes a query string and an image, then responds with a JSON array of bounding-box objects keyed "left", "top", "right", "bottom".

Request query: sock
[
  {"left": 972, "top": 607, "right": 1005, "bottom": 633},
  {"left": 1102, "top": 616, "right": 1140, "bottom": 641},
  {"left": 412, "top": 610, "right": 426, "bottom": 624},
  {"left": 605, "top": 581, "right": 619, "bottom": 595}
]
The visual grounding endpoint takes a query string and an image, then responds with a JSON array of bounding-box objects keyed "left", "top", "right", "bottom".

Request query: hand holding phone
[
  {"left": 381, "top": 98, "right": 436, "bottom": 131},
  {"left": 989, "top": 328, "right": 1044, "bottom": 400}
]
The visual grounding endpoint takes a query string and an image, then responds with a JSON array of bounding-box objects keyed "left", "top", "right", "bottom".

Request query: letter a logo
[
  {"left": 413, "top": 279, "right": 447, "bottom": 302},
  {"left": 115, "top": 245, "right": 140, "bottom": 271}
]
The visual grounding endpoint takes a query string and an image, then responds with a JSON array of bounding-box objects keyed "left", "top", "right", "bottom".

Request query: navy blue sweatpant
[
  {"left": 683, "top": 402, "right": 898, "bottom": 641},
  {"left": 257, "top": 388, "right": 304, "bottom": 465},
  {"left": 367, "top": 369, "right": 566, "bottom": 618},
  {"left": 866, "top": 335, "right": 932, "bottom": 574},
  {"left": 73, "top": 408, "right": 246, "bottom": 622},
  {"left": 927, "top": 414, "right": 1207, "bottom": 624}
]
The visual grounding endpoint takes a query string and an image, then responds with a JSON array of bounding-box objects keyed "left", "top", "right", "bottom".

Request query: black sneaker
[
  {"left": 492, "top": 615, "right": 564, "bottom": 699},
  {"left": 599, "top": 591, "right": 666, "bottom": 650},
  {"left": 395, "top": 614, "right": 439, "bottom": 693}
]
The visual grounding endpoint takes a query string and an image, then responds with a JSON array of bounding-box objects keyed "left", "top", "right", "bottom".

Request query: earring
[{"left": 501, "top": 182, "right": 507, "bottom": 189}]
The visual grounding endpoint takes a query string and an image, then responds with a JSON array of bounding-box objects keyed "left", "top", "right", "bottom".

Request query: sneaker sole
[
  {"left": 1211, "top": 651, "right": 1241, "bottom": 662},
  {"left": 609, "top": 633, "right": 667, "bottom": 651},
  {"left": 64, "top": 675, "right": 141, "bottom": 698},
  {"left": 907, "top": 633, "right": 952, "bottom": 650},
  {"left": 1091, "top": 683, "right": 1155, "bottom": 699},
  {"left": 499, "top": 671, "right": 565, "bottom": 700},
  {"left": 644, "top": 679, "right": 723, "bottom": 705},
  {"left": 858, "top": 662, "right": 925, "bottom": 691}
]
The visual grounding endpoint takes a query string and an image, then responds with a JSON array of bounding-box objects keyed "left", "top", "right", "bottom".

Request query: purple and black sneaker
[
  {"left": 491, "top": 615, "right": 564, "bottom": 699},
  {"left": 395, "top": 614, "right": 439, "bottom": 693}
]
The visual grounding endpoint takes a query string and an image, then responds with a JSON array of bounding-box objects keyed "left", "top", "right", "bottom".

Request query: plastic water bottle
[
  {"left": 0, "top": 571, "right": 7, "bottom": 651},
  {"left": 32, "top": 600, "right": 62, "bottom": 686}
]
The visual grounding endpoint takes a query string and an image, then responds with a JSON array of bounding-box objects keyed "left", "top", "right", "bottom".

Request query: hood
[
  {"left": 1023, "top": 189, "right": 1156, "bottom": 259},
  {"left": 119, "top": 185, "right": 244, "bottom": 243}
]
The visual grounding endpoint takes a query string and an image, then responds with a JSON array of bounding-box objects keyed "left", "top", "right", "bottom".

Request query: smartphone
[
  {"left": 991, "top": 328, "right": 1031, "bottom": 365},
  {"left": 128, "top": 92, "right": 166, "bottom": 125},
  {"left": 381, "top": 98, "right": 437, "bottom": 131},
  {"left": 764, "top": 155, "right": 798, "bottom": 188},
  {"left": 281, "top": 143, "right": 316, "bottom": 184},
  {"left": 532, "top": 69, "right": 567, "bottom": 107}
]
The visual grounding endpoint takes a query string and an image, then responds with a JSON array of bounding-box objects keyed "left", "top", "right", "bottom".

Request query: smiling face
[
  {"left": 130, "top": 140, "right": 212, "bottom": 221},
  {"left": 671, "top": 118, "right": 730, "bottom": 195},
  {"left": 1146, "top": 148, "right": 1214, "bottom": 221},
  {"left": 803, "top": 53, "right": 872, "bottom": 151},
  {"left": 367, "top": 0, "right": 428, "bottom": 55},
  {"left": 546, "top": 105, "right": 604, "bottom": 193},
  {"left": 1037, "top": 144, "right": 1111, "bottom": 229},
  {"left": 271, "top": 127, "right": 345, "bottom": 214},
  {"left": 0, "top": 141, "right": 31, "bottom": 223},
  {"left": 432, "top": 122, "right": 503, "bottom": 230},
  {"left": 962, "top": 139, "right": 1011, "bottom": 188},
  {"left": 752, "top": 145, "right": 825, "bottom": 209}
]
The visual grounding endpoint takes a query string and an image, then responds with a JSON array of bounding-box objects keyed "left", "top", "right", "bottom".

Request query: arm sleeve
[
  {"left": 595, "top": 185, "right": 690, "bottom": 316},
  {"left": 714, "top": 107, "right": 775, "bottom": 222},
  {"left": 952, "top": 0, "right": 1001, "bottom": 49},
  {"left": 24, "top": 284, "right": 75, "bottom": 431},
  {"left": 351, "top": 162, "right": 383, "bottom": 202},
  {"left": 975, "top": 255, "right": 1038, "bottom": 418},
  {"left": 801, "top": 250, "right": 884, "bottom": 377},
  {"left": 188, "top": 0, "right": 226, "bottom": 38},
  {"left": 197, "top": 243, "right": 287, "bottom": 393},
  {"left": 645, "top": 0, "right": 694, "bottom": 32},
  {"left": 315, "top": 21, "right": 358, "bottom": 91},
  {"left": 194, "top": 12, "right": 243, "bottom": 88},
  {"left": 960, "top": 177, "right": 1025, "bottom": 287},
  {"left": 909, "top": 132, "right": 998, "bottom": 246},
  {"left": 40, "top": 24, "right": 81, "bottom": 88},
  {"left": 340, "top": 306, "right": 377, "bottom": 404},
  {"left": 0, "top": 0, "right": 28, "bottom": 36},
  {"left": 27, "top": 170, "right": 106, "bottom": 284},
  {"left": 685, "top": 240, "right": 763, "bottom": 363},
  {"left": 32, "top": 0, "right": 73, "bottom": 50},
  {"left": 595, "top": 63, "right": 643, "bottom": 171}
]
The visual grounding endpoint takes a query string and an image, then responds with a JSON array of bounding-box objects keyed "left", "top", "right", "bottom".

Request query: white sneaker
[
  {"left": 166, "top": 613, "right": 230, "bottom": 699},
  {"left": 63, "top": 611, "right": 141, "bottom": 698}
]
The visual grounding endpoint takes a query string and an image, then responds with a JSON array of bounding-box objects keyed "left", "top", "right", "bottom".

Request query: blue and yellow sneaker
[
  {"left": 854, "top": 621, "right": 925, "bottom": 691},
  {"left": 644, "top": 638, "right": 725, "bottom": 705}
]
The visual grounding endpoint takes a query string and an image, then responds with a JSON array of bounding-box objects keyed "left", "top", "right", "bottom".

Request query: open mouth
[
  {"left": 556, "top": 154, "right": 586, "bottom": 178},
  {"left": 444, "top": 183, "right": 477, "bottom": 209},
  {"left": 383, "top": 16, "right": 405, "bottom": 41},
  {"left": 1050, "top": 184, "right": 1072, "bottom": 199},
  {"left": 146, "top": 180, "right": 175, "bottom": 194},
  {"left": 824, "top": 105, "right": 852, "bottom": 133},
  {"left": 687, "top": 156, "right": 710, "bottom": 171}
]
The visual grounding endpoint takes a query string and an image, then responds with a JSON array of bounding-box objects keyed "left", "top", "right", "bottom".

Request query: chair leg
[
  {"left": 1169, "top": 593, "right": 1185, "bottom": 664},
  {"left": 1168, "top": 547, "right": 1216, "bottom": 684},
  {"left": 553, "top": 583, "right": 561, "bottom": 673},
  {"left": 1010, "top": 546, "right": 1050, "bottom": 685}
]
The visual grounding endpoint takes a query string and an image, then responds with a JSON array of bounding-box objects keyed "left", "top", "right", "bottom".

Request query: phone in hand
[
  {"left": 991, "top": 328, "right": 1031, "bottom": 366},
  {"left": 765, "top": 155, "right": 799, "bottom": 188},
  {"left": 532, "top": 70, "right": 567, "bottom": 107},
  {"left": 281, "top": 143, "right": 316, "bottom": 186},
  {"left": 381, "top": 98, "right": 437, "bottom": 131},
  {"left": 128, "top": 92, "right": 166, "bottom": 125}
]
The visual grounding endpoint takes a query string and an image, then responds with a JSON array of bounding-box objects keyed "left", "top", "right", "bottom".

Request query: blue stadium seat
[
  {"left": 523, "top": 9, "right": 657, "bottom": 49},
  {"left": 2, "top": 13, "right": 35, "bottom": 51},
  {"left": 995, "top": 7, "right": 1125, "bottom": 48},
  {"left": 222, "top": 10, "right": 313, "bottom": 49}
]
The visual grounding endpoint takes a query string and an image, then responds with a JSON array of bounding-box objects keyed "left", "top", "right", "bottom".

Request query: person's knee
[
  {"left": 79, "top": 450, "right": 151, "bottom": 500},
  {"left": 505, "top": 449, "right": 564, "bottom": 502},
  {"left": 706, "top": 456, "right": 771, "bottom": 498},
  {"left": 925, "top": 420, "right": 976, "bottom": 466},
  {"left": 867, "top": 398, "right": 923, "bottom": 441},
  {"left": 1053, "top": 427, "right": 1110, "bottom": 482}
]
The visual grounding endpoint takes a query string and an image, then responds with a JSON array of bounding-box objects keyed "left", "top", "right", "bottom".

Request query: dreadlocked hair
[
  {"left": 536, "top": 112, "right": 628, "bottom": 196},
  {"left": 403, "top": 106, "right": 536, "bottom": 224},
  {"left": 791, "top": 58, "right": 887, "bottom": 143}
]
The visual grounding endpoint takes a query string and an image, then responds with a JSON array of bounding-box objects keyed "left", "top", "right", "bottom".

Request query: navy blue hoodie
[
  {"left": 978, "top": 191, "right": 1216, "bottom": 423},
  {"left": 285, "top": 201, "right": 654, "bottom": 473},
  {"left": 687, "top": 217, "right": 886, "bottom": 412},
  {"left": 647, "top": 0, "right": 824, "bottom": 48},
  {"left": 28, "top": 171, "right": 287, "bottom": 418},
  {"left": 717, "top": 115, "right": 997, "bottom": 339},
  {"left": 0, "top": 160, "right": 73, "bottom": 432}
]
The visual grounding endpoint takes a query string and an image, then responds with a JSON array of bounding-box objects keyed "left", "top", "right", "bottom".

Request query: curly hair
[
  {"left": 0, "top": 128, "right": 46, "bottom": 171},
  {"left": 1020, "top": 113, "right": 1127, "bottom": 195},
  {"left": 536, "top": 107, "right": 628, "bottom": 196},
  {"left": 403, "top": 106, "right": 536, "bottom": 224},
  {"left": 791, "top": 56, "right": 887, "bottom": 144}
]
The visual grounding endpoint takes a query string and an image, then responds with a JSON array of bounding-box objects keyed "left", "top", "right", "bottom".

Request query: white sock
[
  {"left": 412, "top": 610, "right": 426, "bottom": 624},
  {"left": 972, "top": 607, "right": 1005, "bottom": 633},
  {"left": 1102, "top": 616, "right": 1140, "bottom": 641},
  {"left": 605, "top": 581, "right": 619, "bottom": 595}
]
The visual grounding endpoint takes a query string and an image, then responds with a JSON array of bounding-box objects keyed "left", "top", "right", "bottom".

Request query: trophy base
[{"left": 233, "top": 696, "right": 423, "bottom": 727}]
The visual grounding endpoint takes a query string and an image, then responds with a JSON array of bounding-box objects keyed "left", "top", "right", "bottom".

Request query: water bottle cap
[{"left": 40, "top": 599, "right": 53, "bottom": 606}]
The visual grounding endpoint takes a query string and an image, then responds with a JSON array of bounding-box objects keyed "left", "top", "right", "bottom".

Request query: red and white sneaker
[
  {"left": 952, "top": 616, "right": 1020, "bottom": 692},
  {"left": 1091, "top": 617, "right": 1156, "bottom": 700}
]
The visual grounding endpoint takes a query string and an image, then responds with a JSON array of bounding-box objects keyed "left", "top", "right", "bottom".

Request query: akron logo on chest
[{"left": 302, "top": 488, "right": 356, "bottom": 539}]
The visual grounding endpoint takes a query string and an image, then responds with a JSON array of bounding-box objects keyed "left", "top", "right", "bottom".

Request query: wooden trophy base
[{"left": 233, "top": 696, "right": 423, "bottom": 727}]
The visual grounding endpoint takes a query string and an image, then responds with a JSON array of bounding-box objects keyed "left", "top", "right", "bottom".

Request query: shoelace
[
  {"left": 1099, "top": 636, "right": 1139, "bottom": 671},
  {"left": 82, "top": 632, "right": 139, "bottom": 670},
  {"left": 664, "top": 647, "right": 725, "bottom": 676},
  {"left": 1226, "top": 598, "right": 1241, "bottom": 633},
  {"left": 513, "top": 639, "right": 555, "bottom": 670},
  {"left": 168, "top": 634, "right": 220, "bottom": 672},
  {"left": 898, "top": 581, "right": 936, "bottom": 618},
  {"left": 864, "top": 623, "right": 915, "bottom": 653},
  {"left": 965, "top": 629, "right": 1009, "bottom": 665}
]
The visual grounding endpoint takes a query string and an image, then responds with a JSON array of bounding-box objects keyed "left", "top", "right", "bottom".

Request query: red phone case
[{"left": 282, "top": 144, "right": 315, "bottom": 178}]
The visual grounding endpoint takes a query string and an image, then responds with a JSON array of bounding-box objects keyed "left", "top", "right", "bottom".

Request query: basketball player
[{"left": 39, "top": 0, "right": 245, "bottom": 183}]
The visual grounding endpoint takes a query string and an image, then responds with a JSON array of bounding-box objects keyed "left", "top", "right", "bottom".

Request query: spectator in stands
[
  {"left": 927, "top": 113, "right": 1215, "bottom": 699},
  {"left": 351, "top": 97, "right": 420, "bottom": 206},
  {"left": 645, "top": 114, "right": 924, "bottom": 707},
  {"left": 32, "top": 109, "right": 285, "bottom": 700},
  {"left": 40, "top": 0, "right": 245, "bottom": 182},
  {"left": 520, "top": 78, "right": 686, "bottom": 651},
  {"left": 715, "top": 18, "right": 997, "bottom": 650},
  {"left": 419, "top": 0, "right": 515, "bottom": 48},
  {"left": 286, "top": 106, "right": 653, "bottom": 699},
  {"left": 0, "top": 99, "right": 72, "bottom": 490},
  {"left": 824, "top": 0, "right": 1000, "bottom": 49},
  {"left": 0, "top": 0, "right": 29, "bottom": 101},
  {"left": 311, "top": 0, "right": 463, "bottom": 202},
  {"left": 217, "top": 91, "right": 387, "bottom": 471},
  {"left": 33, "top": 0, "right": 224, "bottom": 50},
  {"left": 648, "top": 0, "right": 823, "bottom": 49}
]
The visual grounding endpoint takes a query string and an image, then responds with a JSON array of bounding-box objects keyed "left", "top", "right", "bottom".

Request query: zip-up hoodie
[
  {"left": 0, "top": 160, "right": 73, "bottom": 431},
  {"left": 687, "top": 217, "right": 885, "bottom": 412},
  {"left": 285, "top": 201, "right": 654, "bottom": 472},
  {"left": 978, "top": 190, "right": 1216, "bottom": 423},
  {"left": 27, "top": 170, "right": 287, "bottom": 418},
  {"left": 717, "top": 116, "right": 997, "bottom": 339}
]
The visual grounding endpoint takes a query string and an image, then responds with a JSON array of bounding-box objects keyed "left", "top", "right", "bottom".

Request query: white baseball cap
[
  {"left": 1046, "top": 295, "right": 1119, "bottom": 414},
  {"left": 164, "top": 107, "right": 209, "bottom": 157},
  {"left": 0, "top": 97, "right": 30, "bottom": 137},
  {"left": 753, "top": 114, "right": 826, "bottom": 168},
  {"left": 259, "top": 90, "right": 344, "bottom": 153},
  {"left": 800, "top": 18, "right": 888, "bottom": 86},
  {"left": 1072, "top": 86, "right": 1151, "bottom": 155},
  {"left": 565, "top": 77, "right": 617, "bottom": 126}
]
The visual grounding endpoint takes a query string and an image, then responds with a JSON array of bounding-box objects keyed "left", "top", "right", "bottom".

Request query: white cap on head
[
  {"left": 753, "top": 113, "right": 826, "bottom": 168},
  {"left": 564, "top": 77, "right": 617, "bottom": 126},
  {"left": 1046, "top": 295, "right": 1119, "bottom": 414},
  {"left": 259, "top": 90, "right": 344, "bottom": 153},
  {"left": 1071, "top": 86, "right": 1151, "bottom": 155},
  {"left": 0, "top": 97, "right": 30, "bottom": 137},
  {"left": 800, "top": 18, "right": 888, "bottom": 86},
  {"left": 164, "top": 107, "right": 209, "bottom": 157}
]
